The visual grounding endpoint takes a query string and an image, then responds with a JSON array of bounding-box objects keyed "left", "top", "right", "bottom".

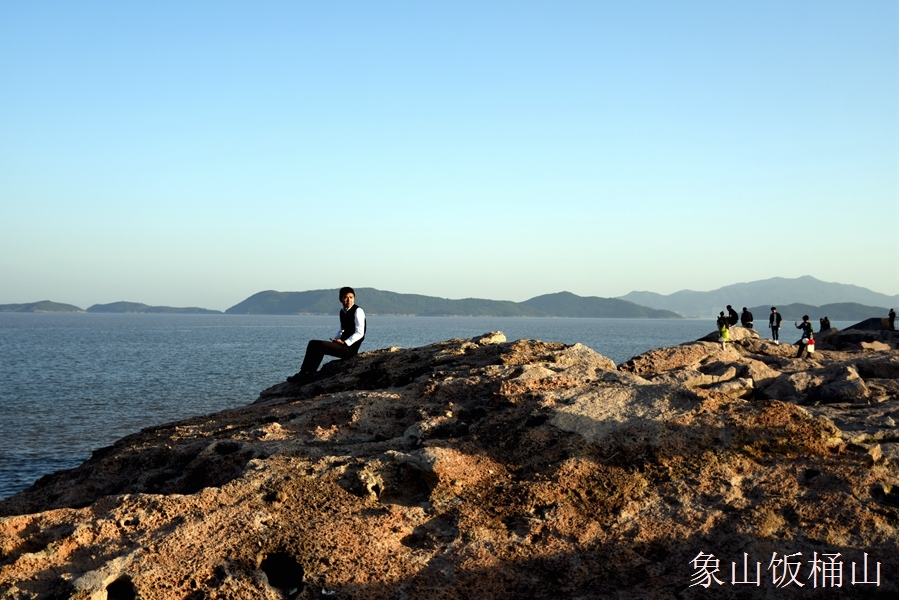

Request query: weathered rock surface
[
  {"left": 1, "top": 330, "right": 898, "bottom": 599},
  {"left": 819, "top": 327, "right": 899, "bottom": 351}
]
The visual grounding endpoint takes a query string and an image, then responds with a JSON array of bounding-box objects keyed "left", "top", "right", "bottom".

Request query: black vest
[{"left": 339, "top": 305, "right": 365, "bottom": 348}]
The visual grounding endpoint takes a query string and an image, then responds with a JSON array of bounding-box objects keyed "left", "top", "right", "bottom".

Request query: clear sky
[{"left": 1, "top": 1, "right": 896, "bottom": 310}]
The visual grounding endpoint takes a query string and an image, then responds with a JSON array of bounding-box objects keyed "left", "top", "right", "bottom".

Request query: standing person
[
  {"left": 769, "top": 307, "right": 783, "bottom": 344},
  {"left": 287, "top": 287, "right": 366, "bottom": 383},
  {"left": 890, "top": 308, "right": 896, "bottom": 331},
  {"left": 726, "top": 305, "right": 739, "bottom": 327},
  {"left": 795, "top": 315, "right": 814, "bottom": 357},
  {"left": 740, "top": 307, "right": 754, "bottom": 329},
  {"left": 717, "top": 311, "right": 730, "bottom": 350}
]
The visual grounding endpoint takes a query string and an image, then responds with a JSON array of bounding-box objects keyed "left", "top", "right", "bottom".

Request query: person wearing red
[{"left": 795, "top": 315, "right": 814, "bottom": 357}]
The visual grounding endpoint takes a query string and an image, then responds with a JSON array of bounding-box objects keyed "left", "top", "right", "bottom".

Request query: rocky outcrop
[
  {"left": 1, "top": 331, "right": 898, "bottom": 599},
  {"left": 817, "top": 326, "right": 899, "bottom": 351},
  {"left": 844, "top": 317, "right": 892, "bottom": 331},
  {"left": 625, "top": 327, "right": 899, "bottom": 444}
]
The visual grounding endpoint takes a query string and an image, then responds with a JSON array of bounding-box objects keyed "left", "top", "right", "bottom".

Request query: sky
[{"left": 1, "top": 1, "right": 897, "bottom": 311}]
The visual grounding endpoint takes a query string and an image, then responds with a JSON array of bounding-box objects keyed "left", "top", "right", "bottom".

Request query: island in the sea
[
  {"left": 3, "top": 276, "right": 895, "bottom": 319},
  {"left": 86, "top": 301, "right": 222, "bottom": 314},
  {"left": 224, "top": 288, "right": 682, "bottom": 318},
  {"left": 1, "top": 290, "right": 683, "bottom": 318},
  {"left": 0, "top": 300, "right": 85, "bottom": 313},
  {"left": 0, "top": 301, "right": 220, "bottom": 314}
]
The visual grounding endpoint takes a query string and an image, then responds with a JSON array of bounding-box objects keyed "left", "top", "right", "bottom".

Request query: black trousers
[
  {"left": 300, "top": 340, "right": 358, "bottom": 374},
  {"left": 771, "top": 326, "right": 779, "bottom": 341}
]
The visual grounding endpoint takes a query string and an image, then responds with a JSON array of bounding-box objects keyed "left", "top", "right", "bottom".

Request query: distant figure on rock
[
  {"left": 726, "top": 305, "right": 739, "bottom": 327},
  {"left": 795, "top": 315, "right": 814, "bottom": 357},
  {"left": 769, "top": 307, "right": 782, "bottom": 344},
  {"left": 740, "top": 307, "right": 753, "bottom": 329},
  {"left": 820, "top": 316, "right": 831, "bottom": 332},
  {"left": 890, "top": 308, "right": 896, "bottom": 331},
  {"left": 717, "top": 311, "right": 730, "bottom": 349},
  {"left": 287, "top": 287, "right": 366, "bottom": 384}
]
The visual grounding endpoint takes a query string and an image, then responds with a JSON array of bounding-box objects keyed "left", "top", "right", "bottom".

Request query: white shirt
[{"left": 335, "top": 306, "right": 366, "bottom": 346}]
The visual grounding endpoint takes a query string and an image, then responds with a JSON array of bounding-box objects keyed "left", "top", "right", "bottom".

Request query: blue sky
[{"left": 1, "top": 1, "right": 896, "bottom": 310}]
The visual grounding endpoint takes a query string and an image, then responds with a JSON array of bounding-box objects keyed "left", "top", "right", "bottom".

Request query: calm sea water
[{"left": 0, "top": 313, "right": 853, "bottom": 500}]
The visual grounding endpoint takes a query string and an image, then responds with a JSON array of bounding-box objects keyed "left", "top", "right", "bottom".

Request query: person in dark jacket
[
  {"left": 726, "top": 305, "right": 739, "bottom": 327},
  {"left": 890, "top": 308, "right": 896, "bottom": 331},
  {"left": 287, "top": 287, "right": 366, "bottom": 383},
  {"left": 740, "top": 307, "right": 754, "bottom": 329},
  {"left": 820, "top": 316, "right": 831, "bottom": 332},
  {"left": 795, "top": 315, "right": 814, "bottom": 357},
  {"left": 769, "top": 307, "right": 783, "bottom": 344}
]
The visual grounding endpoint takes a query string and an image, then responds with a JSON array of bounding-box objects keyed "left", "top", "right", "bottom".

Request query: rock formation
[{"left": 1, "top": 328, "right": 898, "bottom": 599}]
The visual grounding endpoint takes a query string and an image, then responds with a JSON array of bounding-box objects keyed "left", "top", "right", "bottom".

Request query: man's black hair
[{"left": 339, "top": 286, "right": 355, "bottom": 298}]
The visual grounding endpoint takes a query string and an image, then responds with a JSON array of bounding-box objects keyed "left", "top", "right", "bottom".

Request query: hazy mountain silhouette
[
  {"left": 86, "top": 302, "right": 222, "bottom": 314},
  {"left": 746, "top": 302, "right": 890, "bottom": 323},
  {"left": 0, "top": 301, "right": 84, "bottom": 313},
  {"left": 226, "top": 288, "right": 681, "bottom": 318},
  {"left": 618, "top": 276, "right": 899, "bottom": 317}
]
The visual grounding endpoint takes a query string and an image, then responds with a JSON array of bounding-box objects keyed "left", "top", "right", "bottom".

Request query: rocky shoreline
[{"left": 1, "top": 327, "right": 897, "bottom": 599}]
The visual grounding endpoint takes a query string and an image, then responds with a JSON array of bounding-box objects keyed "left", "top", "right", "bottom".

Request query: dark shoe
[{"left": 287, "top": 372, "right": 311, "bottom": 384}]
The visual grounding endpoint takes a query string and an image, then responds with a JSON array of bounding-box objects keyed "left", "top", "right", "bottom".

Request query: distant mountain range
[
  {"left": 225, "top": 289, "right": 681, "bottom": 318},
  {"left": 0, "top": 301, "right": 220, "bottom": 314},
  {"left": 520, "top": 292, "right": 678, "bottom": 318},
  {"left": 618, "top": 276, "right": 898, "bottom": 318},
  {"left": 4, "top": 277, "right": 895, "bottom": 320},
  {"left": 86, "top": 302, "right": 222, "bottom": 314},
  {"left": 0, "top": 301, "right": 84, "bottom": 313},
  {"left": 745, "top": 302, "right": 890, "bottom": 323}
]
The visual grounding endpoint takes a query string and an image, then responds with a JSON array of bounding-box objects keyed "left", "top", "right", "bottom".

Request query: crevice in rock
[
  {"left": 259, "top": 551, "right": 304, "bottom": 596},
  {"left": 106, "top": 575, "right": 137, "bottom": 600}
]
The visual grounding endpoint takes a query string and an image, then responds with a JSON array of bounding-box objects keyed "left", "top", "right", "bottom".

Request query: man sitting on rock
[
  {"left": 726, "top": 305, "right": 739, "bottom": 327},
  {"left": 287, "top": 287, "right": 366, "bottom": 383},
  {"left": 740, "top": 307, "right": 753, "bottom": 329}
]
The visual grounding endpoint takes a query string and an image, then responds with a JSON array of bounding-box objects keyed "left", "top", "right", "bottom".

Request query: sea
[{"left": 0, "top": 313, "right": 856, "bottom": 500}]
